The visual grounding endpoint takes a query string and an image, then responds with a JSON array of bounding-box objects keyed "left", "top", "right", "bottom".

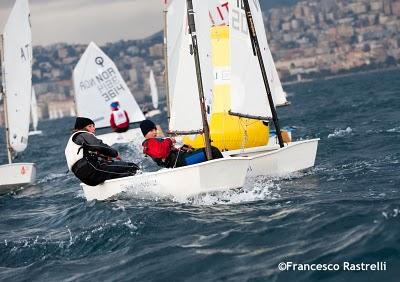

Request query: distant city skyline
[{"left": 0, "top": 0, "right": 164, "bottom": 46}]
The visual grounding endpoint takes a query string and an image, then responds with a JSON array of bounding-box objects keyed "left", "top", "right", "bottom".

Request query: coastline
[{"left": 282, "top": 66, "right": 400, "bottom": 86}]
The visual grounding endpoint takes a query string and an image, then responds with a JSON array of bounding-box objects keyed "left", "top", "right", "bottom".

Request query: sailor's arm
[{"left": 75, "top": 133, "right": 119, "bottom": 158}]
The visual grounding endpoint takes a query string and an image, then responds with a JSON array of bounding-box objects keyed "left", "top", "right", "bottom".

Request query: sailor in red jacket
[
  {"left": 140, "top": 119, "right": 223, "bottom": 168},
  {"left": 110, "top": 101, "right": 130, "bottom": 133}
]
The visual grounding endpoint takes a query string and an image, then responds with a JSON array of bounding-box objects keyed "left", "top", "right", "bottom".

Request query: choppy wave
[
  {"left": 1, "top": 70, "right": 400, "bottom": 281},
  {"left": 328, "top": 127, "right": 353, "bottom": 138}
]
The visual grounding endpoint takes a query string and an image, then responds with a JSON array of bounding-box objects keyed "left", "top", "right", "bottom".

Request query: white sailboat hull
[
  {"left": 223, "top": 139, "right": 319, "bottom": 177},
  {"left": 0, "top": 163, "right": 36, "bottom": 194},
  {"left": 97, "top": 128, "right": 142, "bottom": 146},
  {"left": 81, "top": 157, "right": 249, "bottom": 201}
]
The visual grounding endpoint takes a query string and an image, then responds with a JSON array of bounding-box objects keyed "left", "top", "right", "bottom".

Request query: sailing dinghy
[
  {"left": 28, "top": 86, "right": 42, "bottom": 136},
  {"left": 144, "top": 70, "right": 161, "bottom": 118},
  {"left": 164, "top": 0, "right": 318, "bottom": 176},
  {"left": 173, "top": 0, "right": 290, "bottom": 151},
  {"left": 0, "top": 0, "right": 36, "bottom": 194},
  {"left": 221, "top": 0, "right": 319, "bottom": 177},
  {"left": 81, "top": 0, "right": 250, "bottom": 201},
  {"left": 73, "top": 42, "right": 145, "bottom": 146}
]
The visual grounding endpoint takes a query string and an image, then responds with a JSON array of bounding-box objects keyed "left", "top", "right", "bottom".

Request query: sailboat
[
  {"left": 173, "top": 0, "right": 290, "bottom": 151},
  {"left": 165, "top": 0, "right": 317, "bottom": 176},
  {"left": 73, "top": 42, "right": 145, "bottom": 146},
  {"left": 144, "top": 69, "right": 161, "bottom": 118},
  {"left": 80, "top": 0, "right": 249, "bottom": 201},
  {"left": 220, "top": 0, "right": 319, "bottom": 177},
  {"left": 0, "top": 0, "right": 36, "bottom": 194},
  {"left": 28, "top": 86, "right": 42, "bottom": 136}
]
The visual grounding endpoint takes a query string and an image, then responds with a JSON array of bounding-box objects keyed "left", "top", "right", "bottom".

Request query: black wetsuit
[{"left": 71, "top": 132, "right": 138, "bottom": 186}]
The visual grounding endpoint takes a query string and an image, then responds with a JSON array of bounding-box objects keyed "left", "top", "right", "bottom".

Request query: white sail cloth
[
  {"left": 2, "top": 0, "right": 32, "bottom": 153},
  {"left": 167, "top": 0, "right": 214, "bottom": 132},
  {"left": 228, "top": 0, "right": 288, "bottom": 119},
  {"left": 207, "top": 0, "right": 287, "bottom": 108},
  {"left": 229, "top": 0, "right": 272, "bottom": 119},
  {"left": 149, "top": 70, "right": 158, "bottom": 109},
  {"left": 73, "top": 42, "right": 144, "bottom": 129},
  {"left": 249, "top": 0, "right": 288, "bottom": 106},
  {"left": 30, "top": 86, "right": 39, "bottom": 131}
]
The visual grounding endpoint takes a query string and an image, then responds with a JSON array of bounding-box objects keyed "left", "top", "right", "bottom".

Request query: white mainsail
[
  {"left": 30, "top": 86, "right": 39, "bottom": 131},
  {"left": 73, "top": 42, "right": 145, "bottom": 129},
  {"left": 229, "top": 0, "right": 272, "bottom": 120},
  {"left": 208, "top": 0, "right": 287, "bottom": 106},
  {"left": 249, "top": 0, "right": 288, "bottom": 106},
  {"left": 2, "top": 0, "right": 32, "bottom": 153},
  {"left": 167, "top": 0, "right": 213, "bottom": 132},
  {"left": 149, "top": 70, "right": 158, "bottom": 109}
]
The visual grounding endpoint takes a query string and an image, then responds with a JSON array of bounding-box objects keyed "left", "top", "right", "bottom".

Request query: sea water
[{"left": 0, "top": 69, "right": 399, "bottom": 281}]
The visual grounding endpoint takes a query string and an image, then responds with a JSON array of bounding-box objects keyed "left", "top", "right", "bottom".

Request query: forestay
[
  {"left": 167, "top": 0, "right": 213, "bottom": 132},
  {"left": 2, "top": 0, "right": 32, "bottom": 153},
  {"left": 73, "top": 42, "right": 144, "bottom": 129}
]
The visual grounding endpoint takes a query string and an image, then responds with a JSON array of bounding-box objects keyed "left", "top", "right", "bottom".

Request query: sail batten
[
  {"left": 2, "top": 0, "right": 32, "bottom": 153},
  {"left": 73, "top": 42, "right": 145, "bottom": 129}
]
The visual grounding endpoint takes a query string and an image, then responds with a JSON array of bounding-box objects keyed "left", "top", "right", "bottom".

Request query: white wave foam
[
  {"left": 382, "top": 208, "right": 399, "bottom": 219},
  {"left": 387, "top": 127, "right": 400, "bottom": 133},
  {"left": 328, "top": 127, "right": 353, "bottom": 138},
  {"left": 37, "top": 173, "right": 66, "bottom": 183},
  {"left": 184, "top": 176, "right": 282, "bottom": 206}
]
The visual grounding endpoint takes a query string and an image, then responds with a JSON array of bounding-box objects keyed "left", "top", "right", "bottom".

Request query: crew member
[
  {"left": 140, "top": 119, "right": 223, "bottom": 168},
  {"left": 65, "top": 117, "right": 139, "bottom": 186},
  {"left": 110, "top": 101, "right": 130, "bottom": 132}
]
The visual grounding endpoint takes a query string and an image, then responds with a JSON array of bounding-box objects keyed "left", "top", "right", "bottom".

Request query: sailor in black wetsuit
[{"left": 65, "top": 117, "right": 139, "bottom": 186}]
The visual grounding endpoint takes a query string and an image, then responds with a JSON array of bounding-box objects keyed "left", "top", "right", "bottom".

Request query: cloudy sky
[{"left": 0, "top": 0, "right": 164, "bottom": 46}]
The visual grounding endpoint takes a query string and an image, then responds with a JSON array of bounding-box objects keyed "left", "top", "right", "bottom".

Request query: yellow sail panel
[
  {"left": 183, "top": 25, "right": 269, "bottom": 151},
  {"left": 183, "top": 114, "right": 269, "bottom": 150}
]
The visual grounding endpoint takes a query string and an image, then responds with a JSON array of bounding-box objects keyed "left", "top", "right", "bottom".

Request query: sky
[{"left": 0, "top": 0, "right": 164, "bottom": 46}]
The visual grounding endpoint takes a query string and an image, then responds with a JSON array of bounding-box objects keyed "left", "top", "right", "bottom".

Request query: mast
[
  {"left": 242, "top": 0, "right": 284, "bottom": 148},
  {"left": 0, "top": 34, "right": 13, "bottom": 163},
  {"left": 163, "top": 0, "right": 171, "bottom": 123},
  {"left": 186, "top": 0, "right": 212, "bottom": 160}
]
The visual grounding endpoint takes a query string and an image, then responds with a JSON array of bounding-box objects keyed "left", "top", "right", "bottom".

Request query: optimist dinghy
[
  {"left": 79, "top": 0, "right": 251, "bottom": 201},
  {"left": 0, "top": 0, "right": 36, "bottom": 194},
  {"left": 73, "top": 42, "right": 145, "bottom": 146}
]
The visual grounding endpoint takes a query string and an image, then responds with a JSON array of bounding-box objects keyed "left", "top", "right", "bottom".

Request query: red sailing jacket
[
  {"left": 142, "top": 138, "right": 174, "bottom": 159},
  {"left": 110, "top": 109, "right": 130, "bottom": 129}
]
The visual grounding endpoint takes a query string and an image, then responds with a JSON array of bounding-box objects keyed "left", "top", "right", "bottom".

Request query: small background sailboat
[
  {"left": 0, "top": 0, "right": 36, "bottom": 194},
  {"left": 73, "top": 42, "right": 145, "bottom": 146},
  {"left": 28, "top": 86, "right": 42, "bottom": 136},
  {"left": 144, "top": 69, "right": 161, "bottom": 118}
]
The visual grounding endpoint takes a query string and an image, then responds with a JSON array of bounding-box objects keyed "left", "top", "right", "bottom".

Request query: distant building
[
  {"left": 392, "top": 0, "right": 400, "bottom": 16},
  {"left": 149, "top": 43, "right": 163, "bottom": 58}
]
